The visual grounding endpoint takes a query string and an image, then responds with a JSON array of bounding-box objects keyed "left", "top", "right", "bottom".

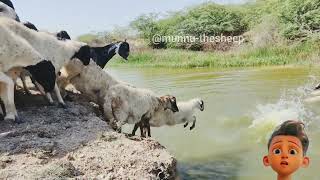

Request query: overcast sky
[{"left": 13, "top": 0, "right": 246, "bottom": 38}]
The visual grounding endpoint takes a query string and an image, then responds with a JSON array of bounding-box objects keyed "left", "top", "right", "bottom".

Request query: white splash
[{"left": 249, "top": 77, "right": 317, "bottom": 143}]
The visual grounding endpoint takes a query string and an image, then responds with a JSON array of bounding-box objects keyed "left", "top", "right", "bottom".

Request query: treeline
[{"left": 130, "top": 0, "right": 320, "bottom": 50}]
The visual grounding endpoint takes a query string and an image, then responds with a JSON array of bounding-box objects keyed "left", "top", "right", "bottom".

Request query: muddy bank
[{"left": 0, "top": 90, "right": 177, "bottom": 179}]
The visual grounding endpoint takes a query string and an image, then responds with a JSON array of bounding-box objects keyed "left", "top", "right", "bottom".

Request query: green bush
[
  {"left": 278, "top": 0, "right": 320, "bottom": 39},
  {"left": 130, "top": 3, "right": 248, "bottom": 50}
]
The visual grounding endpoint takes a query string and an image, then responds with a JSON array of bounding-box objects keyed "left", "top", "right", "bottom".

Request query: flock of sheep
[{"left": 0, "top": 0, "right": 204, "bottom": 137}]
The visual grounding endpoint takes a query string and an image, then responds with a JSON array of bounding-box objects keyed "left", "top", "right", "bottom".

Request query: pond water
[{"left": 107, "top": 66, "right": 320, "bottom": 180}]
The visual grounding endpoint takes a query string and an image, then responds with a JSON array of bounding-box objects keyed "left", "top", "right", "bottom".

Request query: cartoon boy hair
[{"left": 263, "top": 120, "right": 310, "bottom": 180}]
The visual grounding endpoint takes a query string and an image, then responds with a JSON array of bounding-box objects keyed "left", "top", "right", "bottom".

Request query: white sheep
[
  {"left": 69, "top": 62, "right": 179, "bottom": 133},
  {"left": 132, "top": 98, "right": 204, "bottom": 137},
  {"left": 105, "top": 85, "right": 179, "bottom": 132},
  {"left": 0, "top": 17, "right": 91, "bottom": 121}
]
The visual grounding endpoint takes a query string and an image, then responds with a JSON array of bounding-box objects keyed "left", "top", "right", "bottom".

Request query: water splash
[{"left": 248, "top": 77, "right": 317, "bottom": 143}]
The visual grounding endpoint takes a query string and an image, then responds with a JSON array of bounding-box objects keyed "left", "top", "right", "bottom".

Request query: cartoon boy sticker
[{"left": 263, "top": 120, "right": 310, "bottom": 180}]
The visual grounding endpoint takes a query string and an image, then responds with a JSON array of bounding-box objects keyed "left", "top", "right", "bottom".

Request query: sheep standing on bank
[
  {"left": 18, "top": 21, "right": 73, "bottom": 100},
  {"left": 132, "top": 98, "right": 204, "bottom": 137},
  {"left": 0, "top": 17, "right": 91, "bottom": 122},
  {"left": 58, "top": 40, "right": 130, "bottom": 95}
]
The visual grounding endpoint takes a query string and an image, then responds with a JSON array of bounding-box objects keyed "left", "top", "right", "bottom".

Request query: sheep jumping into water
[
  {"left": 68, "top": 62, "right": 179, "bottom": 133},
  {"left": 132, "top": 98, "right": 205, "bottom": 137},
  {"left": 105, "top": 85, "right": 179, "bottom": 132}
]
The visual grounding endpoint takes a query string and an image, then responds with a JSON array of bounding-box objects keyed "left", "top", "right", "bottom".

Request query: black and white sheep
[
  {"left": 58, "top": 40, "right": 130, "bottom": 96},
  {"left": 18, "top": 21, "right": 74, "bottom": 102},
  {"left": 132, "top": 98, "right": 204, "bottom": 137},
  {"left": 90, "top": 41, "right": 130, "bottom": 68},
  {"left": 0, "top": 17, "right": 91, "bottom": 122}
]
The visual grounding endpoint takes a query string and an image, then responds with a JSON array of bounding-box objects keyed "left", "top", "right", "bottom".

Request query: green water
[{"left": 107, "top": 66, "right": 320, "bottom": 180}]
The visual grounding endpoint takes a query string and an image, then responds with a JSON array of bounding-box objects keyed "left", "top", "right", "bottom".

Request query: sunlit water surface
[{"left": 106, "top": 66, "right": 320, "bottom": 180}]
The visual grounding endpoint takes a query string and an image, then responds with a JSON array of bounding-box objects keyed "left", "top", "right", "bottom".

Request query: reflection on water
[{"left": 106, "top": 66, "right": 320, "bottom": 180}]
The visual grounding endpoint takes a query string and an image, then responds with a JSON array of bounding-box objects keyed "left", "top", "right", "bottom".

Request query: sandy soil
[{"left": 0, "top": 89, "right": 177, "bottom": 180}]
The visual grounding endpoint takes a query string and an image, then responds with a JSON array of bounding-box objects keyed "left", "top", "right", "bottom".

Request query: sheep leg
[
  {"left": 20, "top": 74, "right": 31, "bottom": 95},
  {"left": 111, "top": 97, "right": 129, "bottom": 133},
  {"left": 183, "top": 122, "right": 189, "bottom": 128},
  {"left": 139, "top": 122, "right": 146, "bottom": 138},
  {"left": 146, "top": 120, "right": 151, "bottom": 137},
  {"left": 140, "top": 113, "right": 151, "bottom": 137},
  {"left": 45, "top": 93, "right": 54, "bottom": 105},
  {"left": 190, "top": 116, "right": 196, "bottom": 130},
  {"left": 103, "top": 100, "right": 118, "bottom": 130},
  {"left": 33, "top": 81, "right": 54, "bottom": 105},
  {"left": 131, "top": 122, "right": 140, "bottom": 136},
  {"left": 110, "top": 109, "right": 124, "bottom": 133},
  {"left": 0, "top": 98, "right": 5, "bottom": 121},
  {"left": 54, "top": 83, "right": 67, "bottom": 108},
  {"left": 0, "top": 72, "right": 22, "bottom": 123}
]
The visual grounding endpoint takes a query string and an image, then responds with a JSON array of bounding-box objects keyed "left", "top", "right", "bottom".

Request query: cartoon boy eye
[
  {"left": 273, "top": 148, "right": 281, "bottom": 155},
  {"left": 289, "top": 149, "right": 298, "bottom": 155}
]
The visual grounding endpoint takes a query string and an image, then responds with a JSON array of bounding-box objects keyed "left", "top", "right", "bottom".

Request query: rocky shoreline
[{"left": 0, "top": 90, "right": 177, "bottom": 179}]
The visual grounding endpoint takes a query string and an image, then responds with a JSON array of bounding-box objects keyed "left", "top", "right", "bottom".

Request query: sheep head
[
  {"left": 117, "top": 41, "right": 130, "bottom": 60},
  {"left": 159, "top": 95, "right": 179, "bottom": 112},
  {"left": 193, "top": 98, "right": 204, "bottom": 111}
]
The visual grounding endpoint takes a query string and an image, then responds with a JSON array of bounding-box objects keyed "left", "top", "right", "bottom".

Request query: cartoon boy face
[{"left": 263, "top": 135, "right": 310, "bottom": 176}]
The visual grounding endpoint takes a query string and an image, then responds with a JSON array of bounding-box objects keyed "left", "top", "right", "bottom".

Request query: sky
[{"left": 13, "top": 0, "right": 246, "bottom": 38}]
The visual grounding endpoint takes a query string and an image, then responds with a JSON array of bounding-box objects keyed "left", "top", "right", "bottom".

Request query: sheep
[
  {"left": 68, "top": 62, "right": 179, "bottom": 133},
  {"left": 105, "top": 85, "right": 179, "bottom": 133},
  {"left": 0, "top": 17, "right": 91, "bottom": 122},
  {"left": 56, "top": 30, "right": 71, "bottom": 41},
  {"left": 132, "top": 98, "right": 204, "bottom": 137},
  {"left": 0, "top": 0, "right": 19, "bottom": 22},
  {"left": 23, "top": 21, "right": 71, "bottom": 41},
  {"left": 58, "top": 40, "right": 130, "bottom": 97},
  {"left": 90, "top": 40, "right": 130, "bottom": 68},
  {"left": 20, "top": 21, "right": 129, "bottom": 95},
  {"left": 67, "top": 61, "right": 127, "bottom": 105},
  {"left": 0, "top": 3, "right": 74, "bottom": 103},
  {"left": 18, "top": 21, "right": 73, "bottom": 100}
]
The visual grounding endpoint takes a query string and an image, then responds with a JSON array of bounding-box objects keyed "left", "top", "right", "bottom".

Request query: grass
[{"left": 109, "top": 41, "right": 320, "bottom": 68}]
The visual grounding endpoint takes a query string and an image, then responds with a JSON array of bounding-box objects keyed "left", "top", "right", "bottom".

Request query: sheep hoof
[
  {"left": 58, "top": 103, "right": 67, "bottom": 109},
  {"left": 190, "top": 126, "right": 195, "bottom": 131},
  {"left": 4, "top": 114, "right": 15, "bottom": 122},
  {"left": 116, "top": 128, "right": 122, "bottom": 133},
  {"left": 183, "top": 122, "right": 188, "bottom": 128}
]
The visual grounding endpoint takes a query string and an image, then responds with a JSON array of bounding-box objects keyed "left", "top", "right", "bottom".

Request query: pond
[{"left": 107, "top": 66, "right": 320, "bottom": 180}]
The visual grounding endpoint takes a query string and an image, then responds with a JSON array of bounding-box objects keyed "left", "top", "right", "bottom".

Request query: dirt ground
[{"left": 0, "top": 89, "right": 177, "bottom": 179}]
